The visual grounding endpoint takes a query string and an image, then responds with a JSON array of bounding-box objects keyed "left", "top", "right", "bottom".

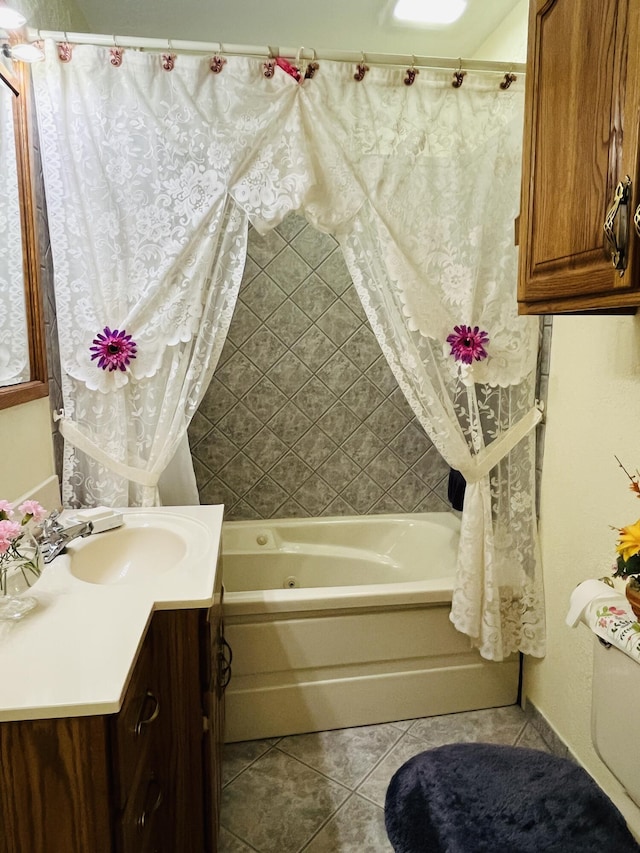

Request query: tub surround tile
[
  {"left": 293, "top": 474, "right": 338, "bottom": 515},
  {"left": 244, "top": 476, "right": 289, "bottom": 518},
  {"left": 198, "top": 378, "right": 237, "bottom": 424},
  {"left": 293, "top": 426, "right": 338, "bottom": 470},
  {"left": 267, "top": 351, "right": 313, "bottom": 396},
  {"left": 268, "top": 299, "right": 312, "bottom": 346},
  {"left": 291, "top": 273, "right": 337, "bottom": 320},
  {"left": 242, "top": 378, "right": 288, "bottom": 424},
  {"left": 274, "top": 212, "right": 307, "bottom": 242},
  {"left": 316, "top": 301, "right": 361, "bottom": 346},
  {"left": 316, "top": 450, "right": 361, "bottom": 493},
  {"left": 413, "top": 490, "right": 450, "bottom": 513},
  {"left": 265, "top": 246, "right": 312, "bottom": 294},
  {"left": 317, "top": 250, "right": 353, "bottom": 294},
  {"left": 244, "top": 428, "right": 288, "bottom": 472},
  {"left": 243, "top": 327, "right": 287, "bottom": 371},
  {"left": 199, "top": 476, "right": 240, "bottom": 509},
  {"left": 242, "top": 272, "right": 287, "bottom": 320},
  {"left": 292, "top": 377, "right": 337, "bottom": 421},
  {"left": 267, "top": 402, "right": 313, "bottom": 445},
  {"left": 216, "top": 351, "right": 262, "bottom": 396},
  {"left": 217, "top": 403, "right": 263, "bottom": 448},
  {"left": 317, "top": 350, "right": 361, "bottom": 395},
  {"left": 388, "top": 470, "right": 430, "bottom": 512},
  {"left": 291, "top": 225, "right": 336, "bottom": 268},
  {"left": 292, "top": 325, "right": 337, "bottom": 371},
  {"left": 247, "top": 227, "right": 286, "bottom": 267},
  {"left": 195, "top": 215, "right": 453, "bottom": 520}
]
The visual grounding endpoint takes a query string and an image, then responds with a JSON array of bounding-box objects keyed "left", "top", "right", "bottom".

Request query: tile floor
[{"left": 219, "top": 704, "right": 552, "bottom": 852}]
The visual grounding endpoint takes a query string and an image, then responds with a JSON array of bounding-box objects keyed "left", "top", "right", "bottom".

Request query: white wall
[
  {"left": 472, "top": 0, "right": 528, "bottom": 63},
  {"left": 0, "top": 398, "right": 55, "bottom": 501},
  {"left": 525, "top": 315, "right": 640, "bottom": 837}
]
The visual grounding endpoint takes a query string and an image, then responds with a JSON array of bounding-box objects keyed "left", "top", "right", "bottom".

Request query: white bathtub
[{"left": 221, "top": 512, "right": 519, "bottom": 742}]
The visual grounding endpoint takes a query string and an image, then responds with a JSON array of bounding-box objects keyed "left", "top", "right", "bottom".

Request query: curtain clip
[
  {"left": 500, "top": 70, "right": 517, "bottom": 90},
  {"left": 210, "top": 43, "right": 226, "bottom": 73},
  {"left": 354, "top": 51, "right": 369, "bottom": 82},
  {"left": 162, "top": 40, "right": 176, "bottom": 71},
  {"left": 263, "top": 48, "right": 276, "bottom": 79},
  {"left": 404, "top": 56, "right": 419, "bottom": 86},
  {"left": 57, "top": 35, "right": 73, "bottom": 63},
  {"left": 452, "top": 58, "right": 466, "bottom": 88},
  {"left": 110, "top": 35, "right": 123, "bottom": 67}
]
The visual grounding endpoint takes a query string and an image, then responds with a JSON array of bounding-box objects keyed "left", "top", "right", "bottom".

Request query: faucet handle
[{"left": 40, "top": 509, "right": 63, "bottom": 539}]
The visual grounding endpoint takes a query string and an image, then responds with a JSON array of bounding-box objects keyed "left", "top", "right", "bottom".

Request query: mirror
[{"left": 0, "top": 54, "right": 47, "bottom": 410}]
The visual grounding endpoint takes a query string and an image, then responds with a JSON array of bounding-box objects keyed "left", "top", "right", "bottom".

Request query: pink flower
[
  {"left": 609, "top": 606, "right": 626, "bottom": 616},
  {"left": 0, "top": 520, "right": 22, "bottom": 556},
  {"left": 0, "top": 500, "right": 14, "bottom": 521},
  {"left": 18, "top": 500, "right": 46, "bottom": 524},
  {"left": 90, "top": 326, "right": 137, "bottom": 372},
  {"left": 446, "top": 324, "right": 490, "bottom": 365}
]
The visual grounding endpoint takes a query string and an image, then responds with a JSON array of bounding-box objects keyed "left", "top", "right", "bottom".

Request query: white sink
[{"left": 66, "top": 510, "right": 211, "bottom": 586}]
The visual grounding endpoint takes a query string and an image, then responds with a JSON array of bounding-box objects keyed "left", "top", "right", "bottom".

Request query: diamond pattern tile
[
  {"left": 220, "top": 707, "right": 546, "bottom": 853},
  {"left": 194, "top": 214, "right": 451, "bottom": 520}
]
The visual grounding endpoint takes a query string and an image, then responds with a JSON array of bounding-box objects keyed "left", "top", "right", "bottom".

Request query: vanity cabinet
[
  {"left": 517, "top": 0, "right": 640, "bottom": 313},
  {"left": 0, "top": 600, "right": 226, "bottom": 853}
]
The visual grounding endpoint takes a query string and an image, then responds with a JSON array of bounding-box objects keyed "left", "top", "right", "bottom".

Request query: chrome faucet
[{"left": 38, "top": 511, "right": 94, "bottom": 564}]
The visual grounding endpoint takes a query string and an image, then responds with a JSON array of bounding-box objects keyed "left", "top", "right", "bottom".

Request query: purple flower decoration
[
  {"left": 90, "top": 327, "right": 137, "bottom": 372},
  {"left": 446, "top": 324, "right": 489, "bottom": 365}
]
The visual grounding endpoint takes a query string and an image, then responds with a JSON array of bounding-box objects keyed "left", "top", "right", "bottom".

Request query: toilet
[{"left": 592, "top": 637, "right": 640, "bottom": 807}]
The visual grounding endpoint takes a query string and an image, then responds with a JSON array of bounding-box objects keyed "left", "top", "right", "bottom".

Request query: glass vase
[{"left": 0, "top": 528, "right": 44, "bottom": 620}]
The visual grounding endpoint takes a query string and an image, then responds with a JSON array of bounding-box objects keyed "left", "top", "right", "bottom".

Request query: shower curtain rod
[{"left": 28, "top": 29, "right": 526, "bottom": 74}]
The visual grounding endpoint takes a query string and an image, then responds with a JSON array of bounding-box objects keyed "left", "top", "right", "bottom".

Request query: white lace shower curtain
[{"left": 33, "top": 44, "right": 544, "bottom": 659}]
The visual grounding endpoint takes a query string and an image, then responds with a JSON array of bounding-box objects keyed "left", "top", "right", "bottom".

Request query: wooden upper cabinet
[{"left": 518, "top": 0, "right": 640, "bottom": 313}]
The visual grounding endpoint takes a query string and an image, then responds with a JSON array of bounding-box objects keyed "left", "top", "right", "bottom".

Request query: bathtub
[{"left": 221, "top": 512, "right": 519, "bottom": 742}]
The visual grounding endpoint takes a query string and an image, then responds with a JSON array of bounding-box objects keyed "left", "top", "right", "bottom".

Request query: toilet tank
[{"left": 592, "top": 637, "right": 640, "bottom": 806}]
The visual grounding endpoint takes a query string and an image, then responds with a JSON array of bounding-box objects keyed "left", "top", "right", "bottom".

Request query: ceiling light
[
  {"left": 0, "top": 3, "right": 26, "bottom": 30},
  {"left": 393, "top": 0, "right": 467, "bottom": 26},
  {"left": 9, "top": 42, "right": 44, "bottom": 62}
]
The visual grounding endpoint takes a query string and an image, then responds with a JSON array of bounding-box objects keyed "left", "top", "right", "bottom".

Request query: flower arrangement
[{"left": 0, "top": 499, "right": 47, "bottom": 596}]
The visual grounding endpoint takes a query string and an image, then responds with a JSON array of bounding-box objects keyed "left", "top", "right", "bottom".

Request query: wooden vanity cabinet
[
  {"left": 517, "top": 0, "right": 640, "bottom": 313},
  {"left": 0, "top": 601, "right": 225, "bottom": 853}
]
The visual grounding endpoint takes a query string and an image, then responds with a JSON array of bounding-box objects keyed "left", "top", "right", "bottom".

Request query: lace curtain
[
  {"left": 0, "top": 79, "right": 29, "bottom": 386},
  {"left": 33, "top": 45, "right": 543, "bottom": 658},
  {"left": 33, "top": 45, "right": 310, "bottom": 505},
  {"left": 293, "top": 66, "right": 544, "bottom": 659}
]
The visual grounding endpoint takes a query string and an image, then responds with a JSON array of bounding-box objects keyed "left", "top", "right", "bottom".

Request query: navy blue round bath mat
[{"left": 384, "top": 743, "right": 640, "bottom": 852}]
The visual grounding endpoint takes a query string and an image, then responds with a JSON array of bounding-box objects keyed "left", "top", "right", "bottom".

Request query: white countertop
[{"left": 0, "top": 504, "right": 224, "bottom": 722}]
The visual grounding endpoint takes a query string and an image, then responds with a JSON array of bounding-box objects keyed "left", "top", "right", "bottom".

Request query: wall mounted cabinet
[{"left": 518, "top": 0, "right": 640, "bottom": 313}]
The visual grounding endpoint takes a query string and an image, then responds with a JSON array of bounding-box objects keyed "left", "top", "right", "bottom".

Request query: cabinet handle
[
  {"left": 135, "top": 690, "right": 160, "bottom": 735},
  {"left": 218, "top": 636, "right": 232, "bottom": 691},
  {"left": 634, "top": 203, "right": 640, "bottom": 240},
  {"left": 604, "top": 175, "right": 632, "bottom": 275},
  {"left": 137, "top": 777, "right": 163, "bottom": 832}
]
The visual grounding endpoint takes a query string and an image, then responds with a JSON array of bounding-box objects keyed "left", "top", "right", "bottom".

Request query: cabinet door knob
[
  {"left": 604, "top": 175, "right": 632, "bottom": 275},
  {"left": 135, "top": 690, "right": 160, "bottom": 735}
]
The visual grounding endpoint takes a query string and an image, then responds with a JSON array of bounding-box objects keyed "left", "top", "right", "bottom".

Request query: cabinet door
[{"left": 518, "top": 0, "right": 640, "bottom": 313}]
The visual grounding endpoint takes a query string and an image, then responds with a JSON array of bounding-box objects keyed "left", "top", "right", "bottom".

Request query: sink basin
[{"left": 67, "top": 510, "right": 209, "bottom": 586}]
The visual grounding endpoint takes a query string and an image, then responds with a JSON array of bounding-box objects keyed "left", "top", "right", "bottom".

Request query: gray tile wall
[{"left": 190, "top": 214, "right": 451, "bottom": 520}]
